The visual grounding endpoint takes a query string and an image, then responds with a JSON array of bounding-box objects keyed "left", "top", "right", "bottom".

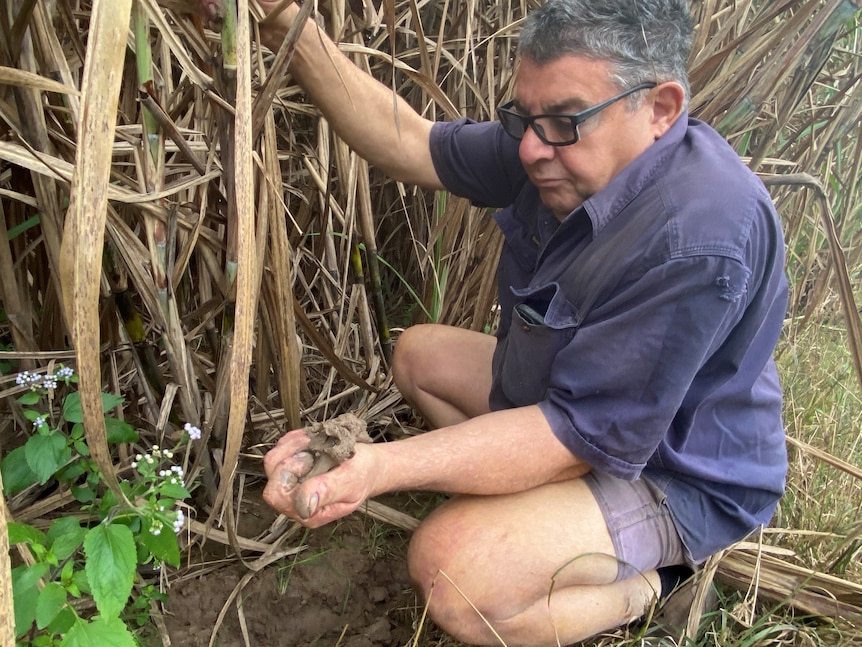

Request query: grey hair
[{"left": 518, "top": 0, "right": 694, "bottom": 106}]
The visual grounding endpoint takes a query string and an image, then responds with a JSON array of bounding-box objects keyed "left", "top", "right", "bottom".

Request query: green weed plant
[{"left": 2, "top": 366, "right": 199, "bottom": 647}]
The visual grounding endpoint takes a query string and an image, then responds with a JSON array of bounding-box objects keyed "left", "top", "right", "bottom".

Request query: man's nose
[{"left": 518, "top": 125, "right": 554, "bottom": 164}]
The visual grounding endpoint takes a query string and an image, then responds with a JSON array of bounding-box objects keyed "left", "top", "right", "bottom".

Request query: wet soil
[{"left": 160, "top": 498, "right": 427, "bottom": 647}]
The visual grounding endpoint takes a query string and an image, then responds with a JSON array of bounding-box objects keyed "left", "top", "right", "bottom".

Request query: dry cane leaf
[{"left": 59, "top": 0, "right": 134, "bottom": 499}]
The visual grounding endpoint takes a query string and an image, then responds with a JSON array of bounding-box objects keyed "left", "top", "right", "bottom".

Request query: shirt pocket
[{"left": 495, "top": 283, "right": 581, "bottom": 407}]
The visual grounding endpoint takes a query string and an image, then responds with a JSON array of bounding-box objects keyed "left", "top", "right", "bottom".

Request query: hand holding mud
[{"left": 262, "top": 414, "right": 376, "bottom": 527}]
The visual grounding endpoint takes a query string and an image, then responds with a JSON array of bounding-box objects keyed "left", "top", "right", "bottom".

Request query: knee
[
  {"left": 407, "top": 509, "right": 501, "bottom": 645},
  {"left": 392, "top": 324, "right": 440, "bottom": 396}
]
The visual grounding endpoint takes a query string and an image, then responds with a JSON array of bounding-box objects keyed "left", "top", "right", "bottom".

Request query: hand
[
  {"left": 191, "top": 1, "right": 295, "bottom": 34},
  {"left": 262, "top": 428, "right": 379, "bottom": 528}
]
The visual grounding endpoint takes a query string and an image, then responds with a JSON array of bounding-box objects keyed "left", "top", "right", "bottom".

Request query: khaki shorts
[{"left": 583, "top": 470, "right": 692, "bottom": 582}]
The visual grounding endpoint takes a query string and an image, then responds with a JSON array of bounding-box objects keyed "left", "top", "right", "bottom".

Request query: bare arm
[
  {"left": 258, "top": 2, "right": 444, "bottom": 189},
  {"left": 263, "top": 405, "right": 590, "bottom": 526}
]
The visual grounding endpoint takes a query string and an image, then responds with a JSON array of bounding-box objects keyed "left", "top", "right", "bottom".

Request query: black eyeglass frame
[{"left": 496, "top": 82, "right": 658, "bottom": 146}]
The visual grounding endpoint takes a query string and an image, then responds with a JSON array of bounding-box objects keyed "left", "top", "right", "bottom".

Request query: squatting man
[{"left": 215, "top": 0, "right": 791, "bottom": 644}]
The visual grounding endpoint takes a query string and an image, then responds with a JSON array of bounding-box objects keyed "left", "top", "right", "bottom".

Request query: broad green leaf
[
  {"left": 7, "top": 521, "right": 47, "bottom": 547},
  {"left": 140, "top": 519, "right": 180, "bottom": 567},
  {"left": 105, "top": 417, "right": 139, "bottom": 443},
  {"left": 48, "top": 517, "right": 87, "bottom": 561},
  {"left": 17, "top": 391, "right": 40, "bottom": 405},
  {"left": 83, "top": 524, "right": 136, "bottom": 618},
  {"left": 71, "top": 484, "right": 96, "bottom": 503},
  {"left": 159, "top": 483, "right": 191, "bottom": 500},
  {"left": 12, "top": 563, "right": 50, "bottom": 637},
  {"left": 24, "top": 433, "right": 70, "bottom": 484},
  {"left": 1, "top": 446, "right": 39, "bottom": 495},
  {"left": 36, "top": 581, "right": 68, "bottom": 629},
  {"left": 63, "top": 391, "right": 124, "bottom": 423},
  {"left": 56, "top": 461, "right": 87, "bottom": 482},
  {"left": 47, "top": 606, "right": 78, "bottom": 635},
  {"left": 60, "top": 615, "right": 137, "bottom": 647}
]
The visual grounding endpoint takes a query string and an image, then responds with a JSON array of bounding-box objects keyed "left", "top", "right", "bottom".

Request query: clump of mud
[{"left": 301, "top": 413, "right": 372, "bottom": 479}]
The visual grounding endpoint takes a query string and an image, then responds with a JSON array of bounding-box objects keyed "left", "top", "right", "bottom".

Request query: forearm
[
  {"left": 259, "top": 4, "right": 443, "bottom": 188},
  {"left": 370, "top": 406, "right": 590, "bottom": 497}
]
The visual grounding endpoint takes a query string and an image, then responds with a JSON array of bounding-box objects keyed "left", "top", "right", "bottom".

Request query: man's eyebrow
[{"left": 512, "top": 96, "right": 590, "bottom": 114}]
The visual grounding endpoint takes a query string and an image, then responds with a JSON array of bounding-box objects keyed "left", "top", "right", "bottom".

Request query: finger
[{"left": 263, "top": 430, "right": 310, "bottom": 475}]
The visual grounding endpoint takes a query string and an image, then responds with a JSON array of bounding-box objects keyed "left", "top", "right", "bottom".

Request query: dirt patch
[{"left": 161, "top": 512, "right": 422, "bottom": 647}]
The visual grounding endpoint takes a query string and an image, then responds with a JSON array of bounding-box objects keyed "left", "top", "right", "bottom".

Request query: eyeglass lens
[{"left": 497, "top": 82, "right": 656, "bottom": 146}]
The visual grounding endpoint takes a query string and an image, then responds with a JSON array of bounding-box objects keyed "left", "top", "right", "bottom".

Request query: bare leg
[
  {"left": 392, "top": 324, "right": 495, "bottom": 428},
  {"left": 408, "top": 478, "right": 661, "bottom": 646}
]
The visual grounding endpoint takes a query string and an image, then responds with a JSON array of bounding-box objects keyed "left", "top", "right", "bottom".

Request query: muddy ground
[{"left": 160, "top": 492, "right": 440, "bottom": 647}]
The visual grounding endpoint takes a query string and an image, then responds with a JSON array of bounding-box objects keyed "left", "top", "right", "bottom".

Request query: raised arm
[{"left": 257, "top": 1, "right": 445, "bottom": 189}]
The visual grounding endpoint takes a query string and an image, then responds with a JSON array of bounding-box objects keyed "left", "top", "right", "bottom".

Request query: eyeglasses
[{"left": 496, "top": 82, "right": 657, "bottom": 146}]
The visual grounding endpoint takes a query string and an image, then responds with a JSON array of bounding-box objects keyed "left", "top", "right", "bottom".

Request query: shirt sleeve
[
  {"left": 429, "top": 118, "right": 527, "bottom": 207},
  {"left": 537, "top": 253, "right": 752, "bottom": 480}
]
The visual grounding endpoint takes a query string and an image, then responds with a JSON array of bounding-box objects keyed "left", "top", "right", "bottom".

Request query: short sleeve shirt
[{"left": 429, "top": 114, "right": 789, "bottom": 562}]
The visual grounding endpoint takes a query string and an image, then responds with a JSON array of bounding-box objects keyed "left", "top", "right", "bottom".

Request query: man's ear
[{"left": 650, "top": 82, "right": 686, "bottom": 139}]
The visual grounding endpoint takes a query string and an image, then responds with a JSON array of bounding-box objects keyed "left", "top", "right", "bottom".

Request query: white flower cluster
[
  {"left": 33, "top": 415, "right": 47, "bottom": 429},
  {"left": 131, "top": 447, "right": 186, "bottom": 488},
  {"left": 15, "top": 367, "right": 74, "bottom": 390},
  {"left": 15, "top": 371, "right": 43, "bottom": 389},
  {"left": 149, "top": 509, "right": 185, "bottom": 535},
  {"left": 173, "top": 509, "right": 185, "bottom": 533},
  {"left": 158, "top": 465, "right": 185, "bottom": 487},
  {"left": 183, "top": 422, "right": 202, "bottom": 440}
]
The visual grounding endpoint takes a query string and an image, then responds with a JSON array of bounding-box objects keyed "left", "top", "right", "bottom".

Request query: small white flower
[
  {"left": 33, "top": 416, "right": 47, "bottom": 429},
  {"left": 131, "top": 461, "right": 138, "bottom": 469}
]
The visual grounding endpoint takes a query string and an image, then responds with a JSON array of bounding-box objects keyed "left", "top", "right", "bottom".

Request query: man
[{"left": 255, "top": 1, "right": 789, "bottom": 644}]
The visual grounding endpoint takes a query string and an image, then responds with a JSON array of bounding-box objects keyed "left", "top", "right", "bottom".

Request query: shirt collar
[{"left": 577, "top": 112, "right": 689, "bottom": 235}]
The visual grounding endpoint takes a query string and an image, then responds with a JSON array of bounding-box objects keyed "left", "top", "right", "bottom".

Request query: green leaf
[
  {"left": 71, "top": 485, "right": 96, "bottom": 503},
  {"left": 24, "top": 433, "right": 70, "bottom": 484},
  {"left": 47, "top": 606, "right": 77, "bottom": 635},
  {"left": 56, "top": 461, "right": 87, "bottom": 482},
  {"left": 8, "top": 521, "right": 47, "bottom": 547},
  {"left": 6, "top": 213, "right": 40, "bottom": 239},
  {"left": 105, "top": 417, "right": 139, "bottom": 444},
  {"left": 158, "top": 483, "right": 191, "bottom": 500},
  {"left": 23, "top": 408, "right": 43, "bottom": 422},
  {"left": 48, "top": 517, "right": 87, "bottom": 561},
  {"left": 12, "top": 563, "right": 50, "bottom": 637},
  {"left": 17, "top": 391, "right": 40, "bottom": 405},
  {"left": 83, "top": 524, "right": 136, "bottom": 618},
  {"left": 1, "top": 446, "right": 39, "bottom": 495},
  {"left": 60, "top": 615, "right": 137, "bottom": 647},
  {"left": 140, "top": 520, "right": 180, "bottom": 567},
  {"left": 63, "top": 392, "right": 125, "bottom": 424},
  {"left": 73, "top": 568, "right": 90, "bottom": 595},
  {"left": 36, "top": 581, "right": 68, "bottom": 629}
]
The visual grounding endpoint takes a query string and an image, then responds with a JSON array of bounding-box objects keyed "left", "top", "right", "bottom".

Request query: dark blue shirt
[{"left": 429, "top": 114, "right": 788, "bottom": 562}]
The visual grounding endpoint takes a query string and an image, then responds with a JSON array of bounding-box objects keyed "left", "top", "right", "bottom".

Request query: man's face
[{"left": 513, "top": 55, "right": 660, "bottom": 220}]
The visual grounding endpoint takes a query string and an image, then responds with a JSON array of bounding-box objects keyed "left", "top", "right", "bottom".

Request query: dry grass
[{"left": 1, "top": 0, "right": 862, "bottom": 645}]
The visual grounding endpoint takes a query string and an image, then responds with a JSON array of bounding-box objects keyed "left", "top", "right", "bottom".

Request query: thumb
[{"left": 295, "top": 485, "right": 320, "bottom": 520}]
